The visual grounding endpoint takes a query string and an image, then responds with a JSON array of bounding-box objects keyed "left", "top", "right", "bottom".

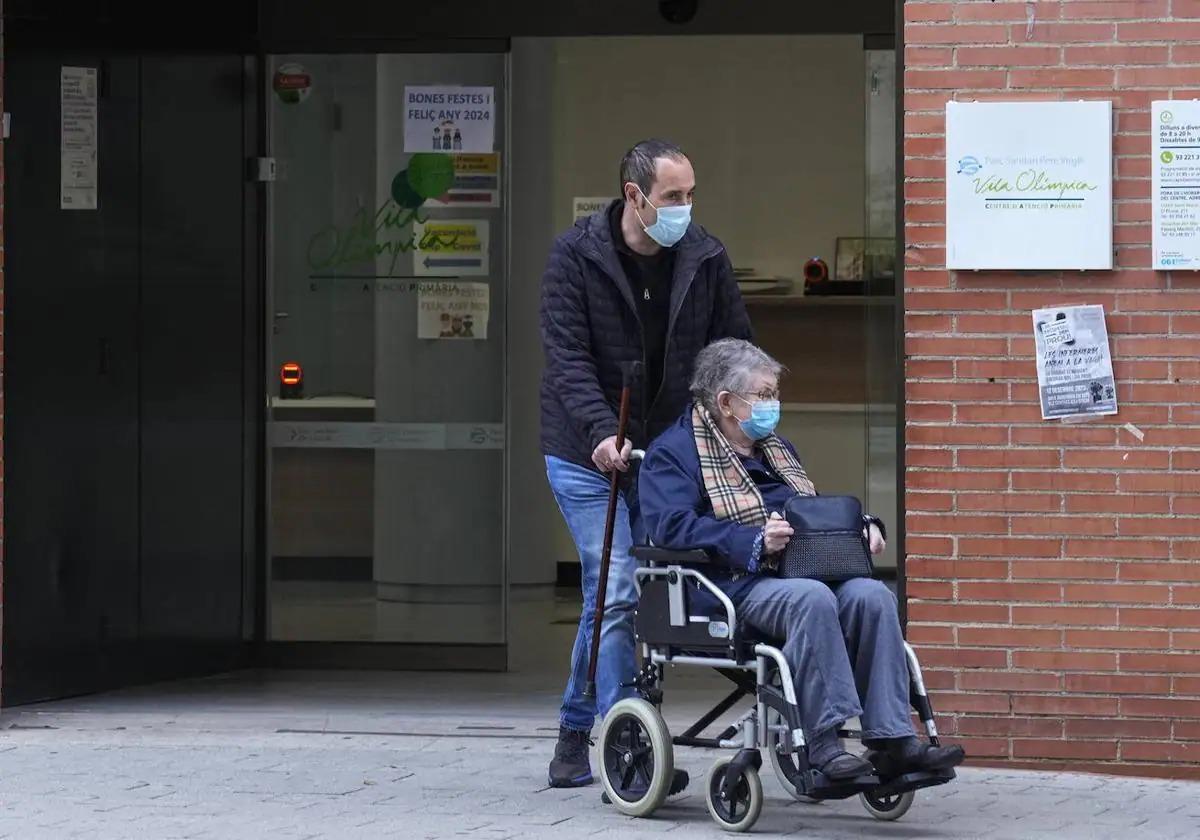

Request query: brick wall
[{"left": 904, "top": 0, "right": 1200, "bottom": 777}]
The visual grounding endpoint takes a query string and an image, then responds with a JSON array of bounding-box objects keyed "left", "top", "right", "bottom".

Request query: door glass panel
[
  {"left": 267, "top": 53, "right": 507, "bottom": 645},
  {"left": 864, "top": 47, "right": 899, "bottom": 573}
]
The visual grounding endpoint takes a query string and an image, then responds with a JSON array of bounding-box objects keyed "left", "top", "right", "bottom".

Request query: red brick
[
  {"left": 1120, "top": 653, "right": 1200, "bottom": 673},
  {"left": 1011, "top": 68, "right": 1115, "bottom": 88},
  {"left": 958, "top": 716, "right": 1063, "bottom": 738},
  {"left": 1177, "top": 2, "right": 1200, "bottom": 20},
  {"left": 958, "top": 449, "right": 1060, "bottom": 469},
  {"left": 1121, "top": 607, "right": 1200, "bottom": 628},
  {"left": 908, "top": 425, "right": 1010, "bottom": 446},
  {"left": 1119, "top": 517, "right": 1200, "bottom": 538},
  {"left": 1013, "top": 650, "right": 1117, "bottom": 671},
  {"left": 1122, "top": 741, "right": 1200, "bottom": 762},
  {"left": 936, "top": 693, "right": 1012, "bottom": 714},
  {"left": 1016, "top": 607, "right": 1120, "bottom": 627},
  {"left": 907, "top": 579, "right": 954, "bottom": 599},
  {"left": 1013, "top": 739, "right": 1118, "bottom": 760},
  {"left": 955, "top": 320, "right": 1036, "bottom": 340},
  {"left": 905, "top": 358, "right": 954, "bottom": 377},
  {"left": 1119, "top": 21, "right": 1200, "bottom": 40},
  {"left": 1065, "top": 718, "right": 1171, "bottom": 740},
  {"left": 907, "top": 381, "right": 1008, "bottom": 402},
  {"left": 907, "top": 558, "right": 1009, "bottom": 579},
  {"left": 1013, "top": 472, "right": 1117, "bottom": 492},
  {"left": 1060, "top": 1, "right": 1169, "bottom": 20},
  {"left": 908, "top": 471, "right": 1009, "bottom": 491},
  {"left": 1066, "top": 538, "right": 1168, "bottom": 560},
  {"left": 1065, "top": 583, "right": 1170, "bottom": 604},
  {"left": 1066, "top": 673, "right": 1171, "bottom": 694},
  {"left": 1122, "top": 697, "right": 1200, "bottom": 717},
  {"left": 1119, "top": 66, "right": 1200, "bottom": 87},
  {"left": 1013, "top": 22, "right": 1117, "bottom": 43},
  {"left": 1012, "top": 694, "right": 1119, "bottom": 716},
  {"left": 905, "top": 25, "right": 1010, "bottom": 46},
  {"left": 1013, "top": 516, "right": 1117, "bottom": 536},
  {"left": 906, "top": 449, "right": 954, "bottom": 468},
  {"left": 905, "top": 68, "right": 1008, "bottom": 89},
  {"left": 1011, "top": 561, "right": 1118, "bottom": 581},
  {"left": 960, "top": 671, "right": 1061, "bottom": 692},
  {"left": 1177, "top": 586, "right": 1200, "bottom": 605},
  {"left": 956, "top": 404, "right": 1045, "bottom": 424},
  {"left": 1064, "top": 450, "right": 1170, "bottom": 470},
  {"left": 908, "top": 602, "right": 1011, "bottom": 624},
  {"left": 1174, "top": 631, "right": 1200, "bottom": 650},
  {"left": 1064, "top": 44, "right": 1169, "bottom": 65},
  {"left": 1066, "top": 495, "right": 1170, "bottom": 515},
  {"left": 1177, "top": 721, "right": 1200, "bottom": 741},
  {"left": 917, "top": 647, "right": 1008, "bottom": 669},
  {"left": 1065, "top": 629, "right": 1168, "bottom": 649},
  {"left": 906, "top": 336, "right": 1010, "bottom": 356},
  {"left": 959, "top": 582, "right": 1063, "bottom": 602},
  {"left": 905, "top": 3, "right": 955, "bottom": 23},
  {"left": 957, "top": 493, "right": 1061, "bottom": 514},
  {"left": 1175, "top": 497, "right": 1200, "bottom": 516},
  {"left": 905, "top": 46, "right": 955, "bottom": 66},
  {"left": 908, "top": 625, "right": 955, "bottom": 645},
  {"left": 1118, "top": 561, "right": 1200, "bottom": 580},
  {"left": 906, "top": 404, "right": 955, "bottom": 423},
  {"left": 1117, "top": 336, "right": 1200, "bottom": 356},
  {"left": 959, "top": 627, "right": 1063, "bottom": 648},
  {"left": 1173, "top": 675, "right": 1200, "bottom": 694},
  {"left": 1011, "top": 427, "right": 1118, "bottom": 446},
  {"left": 908, "top": 513, "right": 1009, "bottom": 535},
  {"left": 957, "top": 46, "right": 1061, "bottom": 66},
  {"left": 945, "top": 736, "right": 1010, "bottom": 758}
]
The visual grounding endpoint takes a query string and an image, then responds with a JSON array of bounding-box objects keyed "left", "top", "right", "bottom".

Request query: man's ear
[{"left": 624, "top": 181, "right": 642, "bottom": 205}]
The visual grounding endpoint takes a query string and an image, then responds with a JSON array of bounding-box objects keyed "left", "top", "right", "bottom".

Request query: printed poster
[
  {"left": 404, "top": 86, "right": 495, "bottom": 153},
  {"left": 425, "top": 154, "right": 500, "bottom": 208},
  {"left": 61, "top": 66, "right": 98, "bottom": 210},
  {"left": 1032, "top": 304, "right": 1118, "bottom": 421},
  {"left": 1152, "top": 100, "right": 1200, "bottom": 270},
  {"left": 417, "top": 282, "right": 489, "bottom": 339},
  {"left": 945, "top": 101, "right": 1113, "bottom": 270},
  {"left": 413, "top": 219, "right": 490, "bottom": 276},
  {"left": 573, "top": 196, "right": 614, "bottom": 222}
]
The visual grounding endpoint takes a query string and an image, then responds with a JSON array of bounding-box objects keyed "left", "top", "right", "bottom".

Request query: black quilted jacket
[{"left": 539, "top": 201, "right": 753, "bottom": 469}]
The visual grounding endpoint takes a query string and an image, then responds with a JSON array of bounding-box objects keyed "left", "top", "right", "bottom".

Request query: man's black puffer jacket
[{"left": 539, "top": 200, "right": 753, "bottom": 469}]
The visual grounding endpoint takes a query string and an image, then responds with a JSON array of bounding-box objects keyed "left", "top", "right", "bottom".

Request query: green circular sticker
[
  {"left": 1162, "top": 151, "right": 1175, "bottom": 165},
  {"left": 406, "top": 153, "right": 455, "bottom": 200},
  {"left": 390, "top": 169, "right": 425, "bottom": 208}
]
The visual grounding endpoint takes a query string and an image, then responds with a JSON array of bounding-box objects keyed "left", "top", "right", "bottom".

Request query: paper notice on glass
[
  {"left": 412, "top": 219, "right": 489, "bottom": 276},
  {"left": 1152, "top": 100, "right": 1200, "bottom": 270},
  {"left": 404, "top": 86, "right": 495, "bottom": 153},
  {"left": 61, "top": 66, "right": 98, "bottom": 210},
  {"left": 1032, "top": 304, "right": 1118, "bottom": 421},
  {"left": 573, "top": 197, "right": 614, "bottom": 222},
  {"left": 417, "top": 282, "right": 489, "bottom": 340},
  {"left": 424, "top": 153, "right": 500, "bottom": 208}
]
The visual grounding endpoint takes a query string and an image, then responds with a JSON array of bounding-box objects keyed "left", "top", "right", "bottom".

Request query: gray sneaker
[{"left": 548, "top": 726, "right": 593, "bottom": 788}]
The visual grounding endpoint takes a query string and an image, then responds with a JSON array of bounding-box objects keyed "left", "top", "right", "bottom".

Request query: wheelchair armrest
[{"left": 630, "top": 546, "right": 713, "bottom": 566}]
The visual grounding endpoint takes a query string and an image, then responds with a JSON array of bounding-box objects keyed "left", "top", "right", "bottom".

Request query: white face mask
[{"left": 633, "top": 186, "right": 692, "bottom": 247}]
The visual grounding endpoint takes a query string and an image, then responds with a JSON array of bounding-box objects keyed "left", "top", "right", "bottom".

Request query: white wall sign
[
  {"left": 404, "top": 86, "right": 495, "bottom": 153},
  {"left": 573, "top": 196, "right": 614, "bottom": 222},
  {"left": 61, "top": 66, "right": 99, "bottom": 210},
  {"left": 1032, "top": 304, "right": 1118, "bottom": 421},
  {"left": 946, "top": 101, "right": 1112, "bottom": 270},
  {"left": 1152, "top": 100, "right": 1200, "bottom": 270},
  {"left": 417, "top": 281, "right": 490, "bottom": 339}
]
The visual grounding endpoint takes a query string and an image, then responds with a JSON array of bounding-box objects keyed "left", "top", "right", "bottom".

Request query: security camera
[{"left": 659, "top": 0, "right": 698, "bottom": 24}]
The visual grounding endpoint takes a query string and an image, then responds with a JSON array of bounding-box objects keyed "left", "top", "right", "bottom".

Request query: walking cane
[{"left": 583, "top": 361, "right": 641, "bottom": 700}]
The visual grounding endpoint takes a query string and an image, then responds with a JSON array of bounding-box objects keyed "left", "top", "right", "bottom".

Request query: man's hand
[
  {"left": 763, "top": 511, "right": 794, "bottom": 554},
  {"left": 866, "top": 523, "right": 886, "bottom": 555},
  {"left": 592, "top": 436, "right": 633, "bottom": 473}
]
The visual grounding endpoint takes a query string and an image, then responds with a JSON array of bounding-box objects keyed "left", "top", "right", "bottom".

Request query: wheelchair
[{"left": 596, "top": 543, "right": 956, "bottom": 832}]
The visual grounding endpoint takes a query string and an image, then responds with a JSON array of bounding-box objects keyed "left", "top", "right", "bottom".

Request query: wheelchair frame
[{"left": 594, "top": 542, "right": 955, "bottom": 831}]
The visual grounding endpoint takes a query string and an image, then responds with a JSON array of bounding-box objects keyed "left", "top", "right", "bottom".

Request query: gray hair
[
  {"left": 689, "top": 339, "right": 784, "bottom": 416},
  {"left": 619, "top": 139, "right": 688, "bottom": 196}
]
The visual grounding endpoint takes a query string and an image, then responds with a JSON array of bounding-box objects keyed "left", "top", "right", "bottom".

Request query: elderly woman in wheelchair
[{"left": 596, "top": 339, "right": 962, "bottom": 831}]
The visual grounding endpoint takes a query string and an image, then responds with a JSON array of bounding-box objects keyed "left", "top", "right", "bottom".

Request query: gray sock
[{"left": 806, "top": 726, "right": 844, "bottom": 768}]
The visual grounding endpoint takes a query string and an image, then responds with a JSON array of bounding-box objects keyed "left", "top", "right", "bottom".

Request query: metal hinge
[{"left": 248, "top": 157, "right": 277, "bottom": 182}]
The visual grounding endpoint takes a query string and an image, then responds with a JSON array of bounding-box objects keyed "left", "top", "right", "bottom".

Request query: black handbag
[{"left": 776, "top": 495, "right": 877, "bottom": 582}]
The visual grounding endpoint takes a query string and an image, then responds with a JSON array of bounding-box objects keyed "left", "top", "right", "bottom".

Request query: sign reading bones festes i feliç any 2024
[{"left": 945, "top": 100, "right": 1113, "bottom": 271}]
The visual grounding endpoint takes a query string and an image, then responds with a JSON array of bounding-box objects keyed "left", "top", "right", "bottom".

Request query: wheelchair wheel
[
  {"left": 705, "top": 757, "right": 763, "bottom": 833},
  {"left": 765, "top": 672, "right": 820, "bottom": 804},
  {"left": 598, "top": 698, "right": 674, "bottom": 818},
  {"left": 860, "top": 788, "right": 915, "bottom": 821}
]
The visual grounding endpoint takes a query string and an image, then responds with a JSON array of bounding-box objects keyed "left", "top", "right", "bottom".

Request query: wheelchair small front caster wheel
[
  {"left": 598, "top": 698, "right": 674, "bottom": 818},
  {"left": 860, "top": 788, "right": 915, "bottom": 821},
  {"left": 705, "top": 757, "right": 763, "bottom": 832}
]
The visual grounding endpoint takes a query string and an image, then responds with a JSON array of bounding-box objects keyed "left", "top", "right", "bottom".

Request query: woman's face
[{"left": 718, "top": 368, "right": 780, "bottom": 426}]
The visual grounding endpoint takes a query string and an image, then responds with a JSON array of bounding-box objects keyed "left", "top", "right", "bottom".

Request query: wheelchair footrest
[
  {"left": 805, "top": 772, "right": 881, "bottom": 801},
  {"left": 871, "top": 767, "right": 956, "bottom": 798}
]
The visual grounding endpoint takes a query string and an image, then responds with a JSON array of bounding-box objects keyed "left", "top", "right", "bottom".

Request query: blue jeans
[{"left": 546, "top": 455, "right": 645, "bottom": 732}]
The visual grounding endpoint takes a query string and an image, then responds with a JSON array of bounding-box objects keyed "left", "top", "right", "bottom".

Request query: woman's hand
[
  {"left": 763, "top": 511, "right": 794, "bottom": 554},
  {"left": 866, "top": 522, "right": 886, "bottom": 555}
]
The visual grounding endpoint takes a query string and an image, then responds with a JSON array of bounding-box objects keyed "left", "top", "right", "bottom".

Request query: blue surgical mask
[
  {"left": 635, "top": 186, "right": 691, "bottom": 248},
  {"left": 735, "top": 395, "right": 781, "bottom": 441}
]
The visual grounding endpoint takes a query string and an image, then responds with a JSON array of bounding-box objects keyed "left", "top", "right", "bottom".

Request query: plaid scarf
[{"left": 691, "top": 401, "right": 816, "bottom": 526}]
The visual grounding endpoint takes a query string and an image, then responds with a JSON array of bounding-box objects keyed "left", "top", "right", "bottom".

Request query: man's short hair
[{"left": 619, "top": 139, "right": 688, "bottom": 196}]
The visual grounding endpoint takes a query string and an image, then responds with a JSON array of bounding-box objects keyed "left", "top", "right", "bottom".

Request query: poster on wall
[
  {"left": 61, "top": 66, "right": 99, "bottom": 210},
  {"left": 404, "top": 86, "right": 495, "bottom": 153},
  {"left": 1032, "top": 304, "right": 1118, "bottom": 421},
  {"left": 273, "top": 63, "right": 313, "bottom": 104},
  {"left": 945, "top": 101, "right": 1112, "bottom": 270},
  {"left": 424, "top": 154, "right": 500, "bottom": 208},
  {"left": 417, "top": 282, "right": 490, "bottom": 339},
  {"left": 573, "top": 197, "right": 614, "bottom": 222},
  {"left": 412, "top": 219, "right": 490, "bottom": 276},
  {"left": 1152, "top": 100, "right": 1200, "bottom": 270}
]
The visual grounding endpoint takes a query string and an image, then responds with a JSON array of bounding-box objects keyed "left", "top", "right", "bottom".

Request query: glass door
[{"left": 265, "top": 53, "right": 507, "bottom": 657}]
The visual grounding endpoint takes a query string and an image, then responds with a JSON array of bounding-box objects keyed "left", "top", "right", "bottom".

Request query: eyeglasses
[{"left": 738, "top": 389, "right": 780, "bottom": 402}]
